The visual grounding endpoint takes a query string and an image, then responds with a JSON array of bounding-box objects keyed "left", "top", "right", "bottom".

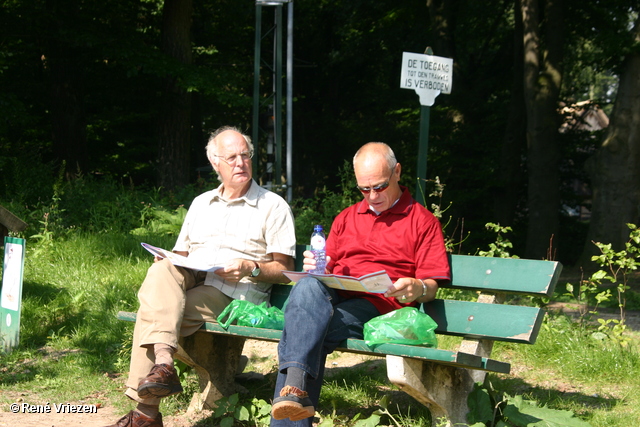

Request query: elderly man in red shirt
[{"left": 270, "top": 142, "right": 451, "bottom": 425}]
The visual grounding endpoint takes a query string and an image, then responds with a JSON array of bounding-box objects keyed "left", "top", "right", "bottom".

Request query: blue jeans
[{"left": 270, "top": 276, "right": 381, "bottom": 427}]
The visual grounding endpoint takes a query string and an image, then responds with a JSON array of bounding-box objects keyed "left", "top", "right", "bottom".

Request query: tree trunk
[
  {"left": 521, "top": 0, "right": 564, "bottom": 260},
  {"left": 45, "top": 2, "right": 88, "bottom": 176},
  {"left": 426, "top": 0, "right": 457, "bottom": 59},
  {"left": 494, "top": 0, "right": 527, "bottom": 227},
  {"left": 582, "top": 16, "right": 640, "bottom": 263},
  {"left": 157, "top": 0, "right": 193, "bottom": 191}
]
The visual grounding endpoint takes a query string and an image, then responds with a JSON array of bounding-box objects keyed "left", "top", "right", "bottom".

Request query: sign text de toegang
[{"left": 400, "top": 52, "right": 453, "bottom": 106}]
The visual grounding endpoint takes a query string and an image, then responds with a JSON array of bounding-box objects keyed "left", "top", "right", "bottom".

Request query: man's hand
[
  {"left": 214, "top": 259, "right": 252, "bottom": 283},
  {"left": 385, "top": 278, "right": 438, "bottom": 303},
  {"left": 212, "top": 253, "right": 294, "bottom": 284},
  {"left": 302, "top": 250, "right": 331, "bottom": 273}
]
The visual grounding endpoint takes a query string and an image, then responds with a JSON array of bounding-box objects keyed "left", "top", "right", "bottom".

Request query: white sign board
[
  {"left": 1, "top": 237, "right": 26, "bottom": 352},
  {"left": 400, "top": 52, "right": 453, "bottom": 106}
]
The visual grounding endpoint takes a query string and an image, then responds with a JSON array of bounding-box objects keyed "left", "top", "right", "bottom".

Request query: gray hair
[{"left": 205, "top": 126, "right": 253, "bottom": 162}]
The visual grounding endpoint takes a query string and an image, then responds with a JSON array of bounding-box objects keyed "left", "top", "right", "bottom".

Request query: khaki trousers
[{"left": 124, "top": 258, "right": 232, "bottom": 404}]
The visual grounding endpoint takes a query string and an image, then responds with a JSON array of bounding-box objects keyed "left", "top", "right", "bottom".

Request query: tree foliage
[{"left": 1, "top": 0, "right": 639, "bottom": 265}]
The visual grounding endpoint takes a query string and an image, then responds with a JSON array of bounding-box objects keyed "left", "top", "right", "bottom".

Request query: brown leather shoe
[
  {"left": 137, "top": 363, "right": 183, "bottom": 399},
  {"left": 104, "top": 410, "right": 163, "bottom": 427}
]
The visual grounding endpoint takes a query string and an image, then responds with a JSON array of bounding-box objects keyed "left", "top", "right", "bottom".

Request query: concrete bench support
[{"left": 176, "top": 333, "right": 246, "bottom": 414}]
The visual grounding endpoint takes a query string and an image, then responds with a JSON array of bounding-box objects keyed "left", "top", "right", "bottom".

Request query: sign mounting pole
[
  {"left": 400, "top": 47, "right": 453, "bottom": 205},
  {"left": 416, "top": 101, "right": 431, "bottom": 206}
]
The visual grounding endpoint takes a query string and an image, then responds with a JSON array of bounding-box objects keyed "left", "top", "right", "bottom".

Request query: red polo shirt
[{"left": 325, "top": 186, "right": 451, "bottom": 314}]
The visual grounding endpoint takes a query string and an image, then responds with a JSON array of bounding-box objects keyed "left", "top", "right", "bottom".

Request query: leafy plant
[
  {"left": 564, "top": 223, "right": 640, "bottom": 346},
  {"left": 246, "top": 397, "right": 273, "bottom": 426},
  {"left": 424, "top": 176, "right": 450, "bottom": 220},
  {"left": 423, "top": 176, "right": 469, "bottom": 254},
  {"left": 477, "top": 223, "right": 518, "bottom": 259},
  {"left": 467, "top": 382, "right": 592, "bottom": 426},
  {"left": 131, "top": 204, "right": 187, "bottom": 237},
  {"left": 211, "top": 393, "right": 249, "bottom": 427},
  {"left": 211, "top": 393, "right": 271, "bottom": 427},
  {"left": 368, "top": 394, "right": 411, "bottom": 427},
  {"left": 29, "top": 162, "right": 67, "bottom": 253}
]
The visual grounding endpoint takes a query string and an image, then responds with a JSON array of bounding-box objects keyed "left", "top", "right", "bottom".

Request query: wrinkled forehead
[{"left": 216, "top": 131, "right": 249, "bottom": 155}]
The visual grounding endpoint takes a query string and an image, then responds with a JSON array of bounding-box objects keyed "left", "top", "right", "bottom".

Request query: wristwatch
[{"left": 250, "top": 261, "right": 261, "bottom": 277}]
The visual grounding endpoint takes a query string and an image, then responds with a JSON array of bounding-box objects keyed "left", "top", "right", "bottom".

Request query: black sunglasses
[{"left": 356, "top": 167, "right": 395, "bottom": 194}]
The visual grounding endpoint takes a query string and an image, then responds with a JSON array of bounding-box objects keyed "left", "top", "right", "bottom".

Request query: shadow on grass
[
  {"left": 164, "top": 357, "right": 614, "bottom": 426},
  {"left": 7, "top": 278, "right": 135, "bottom": 375},
  {"left": 491, "top": 374, "right": 619, "bottom": 419},
  {"left": 19, "top": 280, "right": 86, "bottom": 347},
  {"left": 166, "top": 357, "right": 433, "bottom": 426}
]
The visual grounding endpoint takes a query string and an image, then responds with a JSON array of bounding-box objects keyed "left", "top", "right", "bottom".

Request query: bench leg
[
  {"left": 176, "top": 332, "right": 247, "bottom": 414},
  {"left": 386, "top": 355, "right": 479, "bottom": 427}
]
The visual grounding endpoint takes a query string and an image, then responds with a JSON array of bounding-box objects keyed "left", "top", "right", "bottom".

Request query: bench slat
[
  {"left": 423, "top": 299, "right": 545, "bottom": 344},
  {"left": 271, "top": 286, "right": 546, "bottom": 344},
  {"left": 116, "top": 311, "right": 510, "bottom": 373},
  {"left": 340, "top": 340, "right": 508, "bottom": 374},
  {"left": 445, "top": 255, "right": 562, "bottom": 296},
  {"left": 339, "top": 338, "right": 477, "bottom": 365}
]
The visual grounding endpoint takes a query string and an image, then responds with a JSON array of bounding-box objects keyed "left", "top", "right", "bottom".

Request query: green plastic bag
[
  {"left": 364, "top": 307, "right": 438, "bottom": 347},
  {"left": 217, "top": 300, "right": 284, "bottom": 330}
]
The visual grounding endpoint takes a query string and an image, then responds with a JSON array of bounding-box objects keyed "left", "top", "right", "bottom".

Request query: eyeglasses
[
  {"left": 356, "top": 167, "right": 395, "bottom": 194},
  {"left": 213, "top": 150, "right": 254, "bottom": 165}
]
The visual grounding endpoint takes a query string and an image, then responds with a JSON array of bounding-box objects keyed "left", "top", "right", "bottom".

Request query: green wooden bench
[{"left": 117, "top": 248, "right": 561, "bottom": 426}]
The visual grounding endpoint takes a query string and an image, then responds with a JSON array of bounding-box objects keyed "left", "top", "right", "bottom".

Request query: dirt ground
[{"left": 0, "top": 340, "right": 370, "bottom": 427}]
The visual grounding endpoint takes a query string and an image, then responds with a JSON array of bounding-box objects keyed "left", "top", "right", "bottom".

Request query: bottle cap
[{"left": 314, "top": 225, "right": 323, "bottom": 231}]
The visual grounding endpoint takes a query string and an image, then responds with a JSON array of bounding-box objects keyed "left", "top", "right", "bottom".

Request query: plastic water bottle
[{"left": 310, "top": 225, "right": 326, "bottom": 274}]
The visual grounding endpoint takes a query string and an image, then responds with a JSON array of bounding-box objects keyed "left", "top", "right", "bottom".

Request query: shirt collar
[
  {"left": 356, "top": 185, "right": 413, "bottom": 216},
  {"left": 210, "top": 180, "right": 261, "bottom": 206}
]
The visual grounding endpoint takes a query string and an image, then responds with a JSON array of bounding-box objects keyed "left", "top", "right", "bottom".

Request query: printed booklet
[
  {"left": 141, "top": 242, "right": 223, "bottom": 272},
  {"left": 282, "top": 270, "right": 392, "bottom": 293}
]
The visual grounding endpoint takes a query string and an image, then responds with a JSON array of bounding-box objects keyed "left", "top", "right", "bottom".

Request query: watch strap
[{"left": 420, "top": 279, "right": 427, "bottom": 296}]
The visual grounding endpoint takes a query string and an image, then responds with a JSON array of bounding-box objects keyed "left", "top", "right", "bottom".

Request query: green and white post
[
  {"left": 1, "top": 237, "right": 26, "bottom": 352},
  {"left": 400, "top": 49, "right": 453, "bottom": 206}
]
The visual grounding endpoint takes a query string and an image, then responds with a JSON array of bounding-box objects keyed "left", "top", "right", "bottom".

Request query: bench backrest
[
  {"left": 271, "top": 245, "right": 562, "bottom": 345},
  {"left": 443, "top": 254, "right": 561, "bottom": 296}
]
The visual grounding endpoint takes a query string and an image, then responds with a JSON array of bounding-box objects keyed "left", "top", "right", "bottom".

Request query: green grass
[
  {"left": 2, "top": 232, "right": 640, "bottom": 426},
  {"left": 487, "top": 313, "right": 640, "bottom": 427}
]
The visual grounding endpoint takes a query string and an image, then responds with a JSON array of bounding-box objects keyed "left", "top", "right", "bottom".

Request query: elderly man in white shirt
[{"left": 106, "top": 126, "right": 296, "bottom": 427}]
